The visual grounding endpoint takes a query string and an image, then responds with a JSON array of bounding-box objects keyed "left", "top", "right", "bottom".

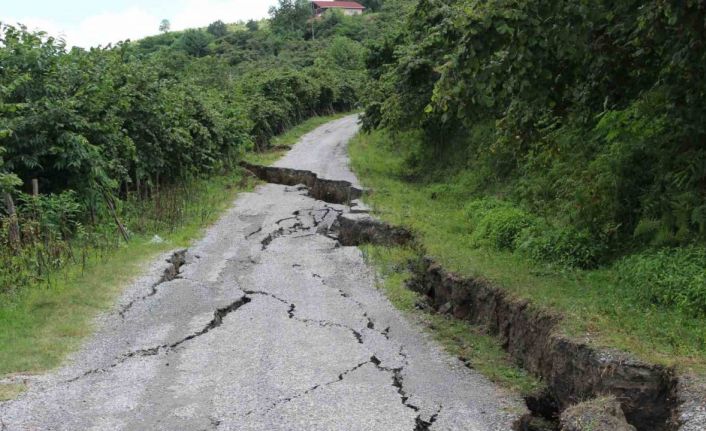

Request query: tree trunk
[
  {"left": 101, "top": 191, "right": 130, "bottom": 243},
  {"left": 3, "top": 192, "right": 21, "bottom": 250}
]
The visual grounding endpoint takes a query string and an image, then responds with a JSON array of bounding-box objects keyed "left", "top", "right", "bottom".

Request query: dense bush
[
  {"left": 363, "top": 0, "right": 706, "bottom": 256},
  {"left": 465, "top": 198, "right": 535, "bottom": 250},
  {"left": 615, "top": 247, "right": 706, "bottom": 316},
  {"left": 515, "top": 224, "right": 605, "bottom": 270}
]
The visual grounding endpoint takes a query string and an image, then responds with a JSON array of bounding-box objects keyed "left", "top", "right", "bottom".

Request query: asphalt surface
[{"left": 0, "top": 115, "right": 525, "bottom": 430}]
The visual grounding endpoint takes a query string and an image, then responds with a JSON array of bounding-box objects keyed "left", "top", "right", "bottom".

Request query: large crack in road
[
  {"left": 0, "top": 115, "right": 525, "bottom": 431},
  {"left": 68, "top": 296, "right": 253, "bottom": 383}
]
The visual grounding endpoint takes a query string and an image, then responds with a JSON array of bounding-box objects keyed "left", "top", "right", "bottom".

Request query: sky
[{"left": 2, "top": 0, "right": 280, "bottom": 48}]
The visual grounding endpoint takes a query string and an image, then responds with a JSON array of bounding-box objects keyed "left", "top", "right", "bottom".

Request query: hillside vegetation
[
  {"left": 354, "top": 0, "right": 706, "bottom": 370},
  {"left": 0, "top": 1, "right": 379, "bottom": 296}
]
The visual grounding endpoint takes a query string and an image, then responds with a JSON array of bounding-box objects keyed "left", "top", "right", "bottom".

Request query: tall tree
[
  {"left": 246, "top": 20, "right": 259, "bottom": 32},
  {"left": 176, "top": 29, "right": 212, "bottom": 57},
  {"left": 207, "top": 20, "right": 228, "bottom": 37},
  {"left": 159, "top": 19, "right": 170, "bottom": 33},
  {"left": 269, "top": 0, "right": 312, "bottom": 36}
]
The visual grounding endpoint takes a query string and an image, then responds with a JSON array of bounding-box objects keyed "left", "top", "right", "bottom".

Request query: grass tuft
[{"left": 0, "top": 383, "right": 26, "bottom": 401}]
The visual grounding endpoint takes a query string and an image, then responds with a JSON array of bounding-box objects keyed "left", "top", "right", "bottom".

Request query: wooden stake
[{"left": 32, "top": 179, "right": 39, "bottom": 197}]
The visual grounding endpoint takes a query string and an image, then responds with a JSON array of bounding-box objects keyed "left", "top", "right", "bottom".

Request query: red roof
[{"left": 311, "top": 1, "right": 365, "bottom": 10}]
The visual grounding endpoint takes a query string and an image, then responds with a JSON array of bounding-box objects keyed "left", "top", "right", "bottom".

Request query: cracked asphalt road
[{"left": 0, "top": 115, "right": 525, "bottom": 430}]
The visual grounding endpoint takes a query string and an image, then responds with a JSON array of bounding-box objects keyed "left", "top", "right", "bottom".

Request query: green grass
[
  {"left": 244, "top": 112, "right": 351, "bottom": 166},
  {"left": 361, "top": 244, "right": 542, "bottom": 395},
  {"left": 0, "top": 171, "right": 256, "bottom": 378},
  {"left": 350, "top": 130, "right": 706, "bottom": 373},
  {"left": 0, "top": 383, "right": 26, "bottom": 401}
]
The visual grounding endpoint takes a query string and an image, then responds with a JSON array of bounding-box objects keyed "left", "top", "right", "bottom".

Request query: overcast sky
[{"left": 3, "top": 0, "right": 280, "bottom": 48}]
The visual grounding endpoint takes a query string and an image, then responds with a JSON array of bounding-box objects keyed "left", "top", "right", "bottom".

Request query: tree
[
  {"left": 159, "top": 19, "right": 170, "bottom": 33},
  {"left": 246, "top": 20, "right": 259, "bottom": 32},
  {"left": 207, "top": 20, "right": 228, "bottom": 37},
  {"left": 176, "top": 29, "right": 212, "bottom": 57},
  {"left": 269, "top": 0, "right": 312, "bottom": 36},
  {"left": 359, "top": 0, "right": 382, "bottom": 11}
]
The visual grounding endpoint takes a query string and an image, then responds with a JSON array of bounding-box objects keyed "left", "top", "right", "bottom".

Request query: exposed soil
[
  {"left": 332, "top": 213, "right": 414, "bottom": 247},
  {"left": 410, "top": 259, "right": 677, "bottom": 431}
]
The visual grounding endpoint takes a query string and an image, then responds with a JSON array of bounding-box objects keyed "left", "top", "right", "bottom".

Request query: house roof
[{"left": 311, "top": 1, "right": 365, "bottom": 10}]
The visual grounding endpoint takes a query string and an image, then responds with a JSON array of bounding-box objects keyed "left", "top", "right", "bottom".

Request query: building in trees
[{"left": 311, "top": 1, "right": 365, "bottom": 17}]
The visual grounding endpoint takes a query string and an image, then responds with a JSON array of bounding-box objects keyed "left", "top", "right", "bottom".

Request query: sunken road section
[{"left": 241, "top": 162, "right": 364, "bottom": 205}]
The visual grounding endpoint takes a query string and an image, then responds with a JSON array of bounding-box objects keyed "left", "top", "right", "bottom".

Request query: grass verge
[
  {"left": 349, "top": 129, "right": 706, "bottom": 374},
  {"left": 360, "top": 244, "right": 542, "bottom": 395}
]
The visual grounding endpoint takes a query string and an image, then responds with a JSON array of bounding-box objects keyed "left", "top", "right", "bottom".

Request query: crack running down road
[{"left": 0, "top": 115, "right": 524, "bottom": 430}]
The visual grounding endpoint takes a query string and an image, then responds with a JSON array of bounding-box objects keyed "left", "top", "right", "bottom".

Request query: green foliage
[
  {"left": 269, "top": 0, "right": 312, "bottom": 37},
  {"left": 18, "top": 191, "right": 83, "bottom": 240},
  {"left": 207, "top": 20, "right": 228, "bottom": 37},
  {"left": 159, "top": 19, "right": 170, "bottom": 33},
  {"left": 317, "top": 36, "right": 366, "bottom": 71},
  {"left": 515, "top": 224, "right": 605, "bottom": 270},
  {"left": 246, "top": 20, "right": 259, "bottom": 32},
  {"left": 0, "top": 147, "right": 21, "bottom": 192},
  {"left": 175, "top": 29, "right": 213, "bottom": 56},
  {"left": 616, "top": 247, "right": 706, "bottom": 316},
  {"left": 241, "top": 69, "right": 353, "bottom": 149},
  {"left": 363, "top": 0, "right": 706, "bottom": 256},
  {"left": 467, "top": 200, "right": 535, "bottom": 250},
  {"left": 0, "top": 2, "right": 372, "bottom": 294},
  {"left": 464, "top": 196, "right": 604, "bottom": 269},
  {"left": 359, "top": 0, "right": 383, "bottom": 11}
]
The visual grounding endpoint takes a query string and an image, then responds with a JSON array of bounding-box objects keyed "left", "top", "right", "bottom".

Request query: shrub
[
  {"left": 463, "top": 198, "right": 511, "bottom": 227},
  {"left": 615, "top": 247, "right": 706, "bottom": 316},
  {"left": 515, "top": 224, "right": 605, "bottom": 269},
  {"left": 468, "top": 200, "right": 536, "bottom": 250}
]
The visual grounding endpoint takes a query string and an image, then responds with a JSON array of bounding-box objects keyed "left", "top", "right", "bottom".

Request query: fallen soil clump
[
  {"left": 559, "top": 397, "right": 636, "bottom": 431},
  {"left": 332, "top": 213, "right": 414, "bottom": 247}
]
